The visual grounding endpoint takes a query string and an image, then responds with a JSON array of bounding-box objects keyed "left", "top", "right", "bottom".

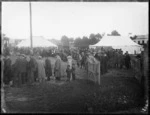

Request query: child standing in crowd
[
  {"left": 72, "top": 63, "right": 76, "bottom": 80},
  {"left": 66, "top": 65, "right": 72, "bottom": 81}
]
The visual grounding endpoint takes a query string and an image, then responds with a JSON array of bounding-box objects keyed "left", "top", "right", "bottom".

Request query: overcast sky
[{"left": 2, "top": 2, "right": 148, "bottom": 40}]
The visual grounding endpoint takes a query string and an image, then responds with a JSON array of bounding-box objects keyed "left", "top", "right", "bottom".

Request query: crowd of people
[
  {"left": 68, "top": 47, "right": 132, "bottom": 75},
  {"left": 2, "top": 46, "right": 143, "bottom": 87},
  {"left": 7, "top": 47, "right": 58, "bottom": 57},
  {"left": 3, "top": 53, "right": 52, "bottom": 87},
  {"left": 2, "top": 43, "right": 148, "bottom": 113},
  {"left": 2, "top": 49, "right": 77, "bottom": 87}
]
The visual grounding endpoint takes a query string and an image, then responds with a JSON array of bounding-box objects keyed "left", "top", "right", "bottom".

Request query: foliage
[
  {"left": 61, "top": 35, "right": 69, "bottom": 47},
  {"left": 108, "top": 30, "right": 121, "bottom": 36},
  {"left": 60, "top": 30, "right": 121, "bottom": 49},
  {"left": 74, "top": 37, "right": 82, "bottom": 47},
  {"left": 73, "top": 33, "right": 102, "bottom": 48}
]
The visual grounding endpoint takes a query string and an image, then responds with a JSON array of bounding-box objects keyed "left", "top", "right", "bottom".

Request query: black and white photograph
[{"left": 1, "top": 1, "right": 149, "bottom": 114}]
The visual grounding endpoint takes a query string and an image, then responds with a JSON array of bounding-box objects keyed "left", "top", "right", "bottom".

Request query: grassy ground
[{"left": 4, "top": 57, "right": 146, "bottom": 113}]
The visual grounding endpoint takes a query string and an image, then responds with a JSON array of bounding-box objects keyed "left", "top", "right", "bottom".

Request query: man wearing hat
[
  {"left": 54, "top": 54, "right": 62, "bottom": 81},
  {"left": 26, "top": 55, "right": 38, "bottom": 85},
  {"left": 12, "top": 54, "right": 26, "bottom": 87},
  {"left": 45, "top": 57, "right": 52, "bottom": 81},
  {"left": 21, "top": 54, "right": 27, "bottom": 85}
]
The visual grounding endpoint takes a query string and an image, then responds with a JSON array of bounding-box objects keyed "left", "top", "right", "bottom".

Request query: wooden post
[{"left": 29, "top": 2, "right": 33, "bottom": 53}]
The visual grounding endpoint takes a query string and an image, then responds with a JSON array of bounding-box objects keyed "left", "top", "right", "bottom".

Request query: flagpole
[{"left": 29, "top": 2, "right": 33, "bottom": 52}]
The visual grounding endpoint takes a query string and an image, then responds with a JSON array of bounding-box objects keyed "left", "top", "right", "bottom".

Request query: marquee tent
[
  {"left": 89, "top": 35, "right": 143, "bottom": 54},
  {"left": 17, "top": 36, "right": 58, "bottom": 48}
]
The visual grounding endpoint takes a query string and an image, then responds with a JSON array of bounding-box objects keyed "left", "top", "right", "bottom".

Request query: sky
[{"left": 2, "top": 2, "right": 148, "bottom": 40}]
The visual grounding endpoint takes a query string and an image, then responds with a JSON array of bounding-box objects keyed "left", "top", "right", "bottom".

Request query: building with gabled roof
[{"left": 132, "top": 35, "right": 148, "bottom": 46}]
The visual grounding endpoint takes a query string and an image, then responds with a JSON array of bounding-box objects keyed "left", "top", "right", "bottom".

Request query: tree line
[{"left": 61, "top": 30, "right": 121, "bottom": 48}]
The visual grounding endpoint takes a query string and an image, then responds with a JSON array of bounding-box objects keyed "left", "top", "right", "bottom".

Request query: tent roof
[
  {"left": 17, "top": 36, "right": 58, "bottom": 48},
  {"left": 90, "top": 35, "right": 141, "bottom": 47}
]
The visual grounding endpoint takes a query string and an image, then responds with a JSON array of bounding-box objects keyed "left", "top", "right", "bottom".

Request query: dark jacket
[
  {"left": 14, "top": 57, "right": 27, "bottom": 73},
  {"left": 45, "top": 58, "right": 52, "bottom": 76}
]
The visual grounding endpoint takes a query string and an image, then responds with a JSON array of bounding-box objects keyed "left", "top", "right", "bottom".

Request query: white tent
[
  {"left": 17, "top": 36, "right": 58, "bottom": 48},
  {"left": 89, "top": 35, "right": 143, "bottom": 54}
]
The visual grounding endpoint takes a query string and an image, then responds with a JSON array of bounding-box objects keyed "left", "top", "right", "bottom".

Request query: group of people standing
[
  {"left": 10, "top": 47, "right": 57, "bottom": 58},
  {"left": 3, "top": 51, "right": 77, "bottom": 87},
  {"left": 2, "top": 47, "right": 132, "bottom": 87},
  {"left": 3, "top": 53, "right": 53, "bottom": 87},
  {"left": 70, "top": 48, "right": 131, "bottom": 75}
]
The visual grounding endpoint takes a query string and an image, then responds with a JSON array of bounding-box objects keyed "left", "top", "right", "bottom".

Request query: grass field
[{"left": 4, "top": 56, "right": 146, "bottom": 113}]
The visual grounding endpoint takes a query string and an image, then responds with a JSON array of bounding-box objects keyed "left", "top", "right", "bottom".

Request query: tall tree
[
  {"left": 61, "top": 35, "right": 69, "bottom": 48},
  {"left": 110, "top": 30, "right": 121, "bottom": 36},
  {"left": 95, "top": 33, "right": 102, "bottom": 41},
  {"left": 89, "top": 33, "right": 99, "bottom": 45},
  {"left": 69, "top": 37, "right": 74, "bottom": 42},
  {"left": 82, "top": 36, "right": 89, "bottom": 48},
  {"left": 74, "top": 37, "right": 82, "bottom": 47}
]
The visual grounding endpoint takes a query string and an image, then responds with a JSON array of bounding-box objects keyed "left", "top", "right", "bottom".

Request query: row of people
[
  {"left": 3, "top": 53, "right": 77, "bottom": 87},
  {"left": 3, "top": 54, "right": 52, "bottom": 87},
  {"left": 7, "top": 47, "right": 58, "bottom": 58}
]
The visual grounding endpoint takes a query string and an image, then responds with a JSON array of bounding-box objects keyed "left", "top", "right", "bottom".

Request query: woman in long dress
[
  {"left": 54, "top": 54, "right": 62, "bottom": 81},
  {"left": 37, "top": 56, "right": 46, "bottom": 82}
]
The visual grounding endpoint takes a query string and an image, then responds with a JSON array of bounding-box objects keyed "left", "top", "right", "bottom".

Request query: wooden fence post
[{"left": 87, "top": 60, "right": 101, "bottom": 85}]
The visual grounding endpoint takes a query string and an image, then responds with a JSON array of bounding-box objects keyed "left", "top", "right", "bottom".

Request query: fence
[{"left": 87, "top": 58, "right": 101, "bottom": 85}]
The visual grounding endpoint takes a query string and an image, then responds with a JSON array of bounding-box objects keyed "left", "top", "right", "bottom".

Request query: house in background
[{"left": 132, "top": 35, "right": 148, "bottom": 46}]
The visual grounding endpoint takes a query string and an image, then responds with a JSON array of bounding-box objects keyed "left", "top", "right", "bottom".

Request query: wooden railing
[{"left": 87, "top": 58, "right": 101, "bottom": 85}]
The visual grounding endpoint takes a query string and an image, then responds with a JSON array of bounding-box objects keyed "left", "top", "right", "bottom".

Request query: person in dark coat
[
  {"left": 124, "top": 51, "right": 131, "bottom": 69},
  {"left": 80, "top": 52, "right": 85, "bottom": 69},
  {"left": 12, "top": 55, "right": 24, "bottom": 87},
  {"left": 21, "top": 55, "right": 27, "bottom": 84},
  {"left": 66, "top": 65, "right": 72, "bottom": 81},
  {"left": 72, "top": 63, "right": 76, "bottom": 80},
  {"left": 45, "top": 57, "right": 52, "bottom": 81},
  {"left": 3, "top": 56, "right": 12, "bottom": 85},
  {"left": 94, "top": 53, "right": 99, "bottom": 60},
  {"left": 118, "top": 50, "right": 124, "bottom": 69},
  {"left": 26, "top": 55, "right": 37, "bottom": 85},
  {"left": 32, "top": 56, "right": 38, "bottom": 82}
]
